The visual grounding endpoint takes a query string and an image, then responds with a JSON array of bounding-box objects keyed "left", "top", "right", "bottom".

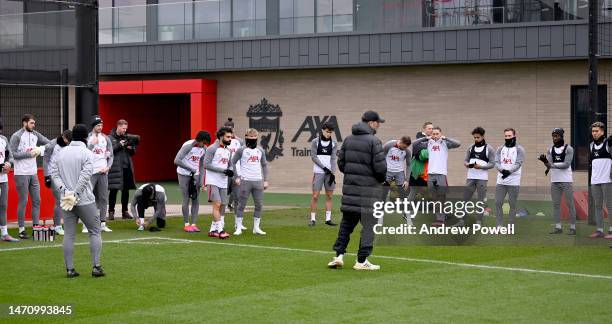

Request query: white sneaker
[
  {"left": 327, "top": 256, "right": 344, "bottom": 269},
  {"left": 101, "top": 225, "right": 113, "bottom": 233},
  {"left": 233, "top": 228, "right": 242, "bottom": 236},
  {"left": 252, "top": 227, "right": 266, "bottom": 235},
  {"left": 82, "top": 226, "right": 88, "bottom": 233},
  {"left": 240, "top": 224, "right": 247, "bottom": 230},
  {"left": 137, "top": 225, "right": 144, "bottom": 231},
  {"left": 54, "top": 226, "right": 64, "bottom": 236},
  {"left": 353, "top": 259, "right": 380, "bottom": 271},
  {"left": 404, "top": 212, "right": 413, "bottom": 226}
]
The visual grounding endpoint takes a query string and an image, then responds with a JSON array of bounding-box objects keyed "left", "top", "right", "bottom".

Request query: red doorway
[{"left": 99, "top": 79, "right": 216, "bottom": 182}]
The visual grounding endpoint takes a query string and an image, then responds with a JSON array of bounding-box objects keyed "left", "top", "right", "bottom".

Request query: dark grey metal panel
[
  {"left": 233, "top": 42, "right": 243, "bottom": 69},
  {"left": 467, "top": 30, "right": 479, "bottom": 49},
  {"left": 318, "top": 37, "right": 328, "bottom": 55},
  {"left": 252, "top": 40, "right": 261, "bottom": 68},
  {"left": 391, "top": 33, "right": 401, "bottom": 63},
  {"left": 575, "top": 24, "right": 588, "bottom": 57},
  {"left": 90, "top": 21, "right": 596, "bottom": 75},
  {"left": 539, "top": 26, "right": 551, "bottom": 46},
  {"left": 445, "top": 31, "right": 456, "bottom": 50},
  {"left": 479, "top": 29, "right": 490, "bottom": 60},
  {"left": 328, "top": 36, "right": 339, "bottom": 65},
  {"left": 412, "top": 32, "right": 423, "bottom": 62},
  {"left": 456, "top": 30, "right": 467, "bottom": 61},
  {"left": 309, "top": 38, "right": 318, "bottom": 65},
  {"left": 502, "top": 28, "right": 514, "bottom": 59},
  {"left": 270, "top": 39, "right": 280, "bottom": 66},
  {"left": 550, "top": 25, "right": 564, "bottom": 57},
  {"left": 379, "top": 34, "right": 390, "bottom": 53},
  {"left": 563, "top": 25, "right": 575, "bottom": 45},
  {"left": 349, "top": 35, "right": 359, "bottom": 64},
  {"left": 289, "top": 38, "right": 299, "bottom": 66},
  {"left": 526, "top": 27, "right": 539, "bottom": 58},
  {"left": 434, "top": 32, "right": 445, "bottom": 61},
  {"left": 490, "top": 29, "right": 502, "bottom": 48},
  {"left": 515, "top": 28, "right": 526, "bottom": 47}
]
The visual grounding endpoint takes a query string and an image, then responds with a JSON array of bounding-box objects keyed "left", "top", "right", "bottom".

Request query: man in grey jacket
[
  {"left": 495, "top": 128, "right": 526, "bottom": 227},
  {"left": 381, "top": 136, "right": 412, "bottom": 224},
  {"left": 454, "top": 127, "right": 495, "bottom": 226},
  {"left": 130, "top": 183, "right": 167, "bottom": 231},
  {"left": 86, "top": 116, "right": 114, "bottom": 233},
  {"left": 49, "top": 124, "right": 104, "bottom": 278},
  {"left": 539, "top": 128, "right": 576, "bottom": 235},
  {"left": 174, "top": 131, "right": 210, "bottom": 232},
  {"left": 309, "top": 122, "right": 338, "bottom": 227},
  {"left": 411, "top": 127, "right": 461, "bottom": 226},
  {"left": 43, "top": 129, "right": 72, "bottom": 236},
  {"left": 10, "top": 114, "right": 49, "bottom": 239}
]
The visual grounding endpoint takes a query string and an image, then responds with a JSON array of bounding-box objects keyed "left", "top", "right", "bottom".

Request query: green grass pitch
[{"left": 1, "top": 205, "right": 612, "bottom": 323}]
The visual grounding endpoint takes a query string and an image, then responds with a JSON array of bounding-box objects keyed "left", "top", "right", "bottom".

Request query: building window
[
  {"left": 317, "top": 0, "right": 353, "bottom": 33},
  {"left": 233, "top": 0, "right": 266, "bottom": 37},
  {"left": 195, "top": 0, "right": 231, "bottom": 39},
  {"left": 571, "top": 85, "right": 608, "bottom": 171},
  {"left": 114, "top": 0, "right": 147, "bottom": 43},
  {"left": 280, "top": 0, "right": 314, "bottom": 35},
  {"left": 158, "top": 0, "right": 193, "bottom": 41},
  {"left": 0, "top": 0, "right": 24, "bottom": 49}
]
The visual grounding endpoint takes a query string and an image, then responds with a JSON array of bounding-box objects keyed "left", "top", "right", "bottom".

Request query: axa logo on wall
[{"left": 246, "top": 98, "right": 342, "bottom": 161}]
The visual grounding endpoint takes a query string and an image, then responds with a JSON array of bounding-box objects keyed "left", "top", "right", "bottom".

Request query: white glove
[
  {"left": 60, "top": 192, "right": 77, "bottom": 211},
  {"left": 38, "top": 146, "right": 46, "bottom": 157},
  {"left": 30, "top": 147, "right": 42, "bottom": 157}
]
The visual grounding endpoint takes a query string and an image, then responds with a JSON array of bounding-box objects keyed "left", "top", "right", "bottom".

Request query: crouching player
[
  {"left": 231, "top": 128, "right": 269, "bottom": 235},
  {"left": 130, "top": 183, "right": 167, "bottom": 231}
]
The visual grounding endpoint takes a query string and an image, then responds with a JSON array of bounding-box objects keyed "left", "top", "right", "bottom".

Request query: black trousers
[
  {"left": 109, "top": 168, "right": 133, "bottom": 213},
  {"left": 332, "top": 210, "right": 377, "bottom": 259}
]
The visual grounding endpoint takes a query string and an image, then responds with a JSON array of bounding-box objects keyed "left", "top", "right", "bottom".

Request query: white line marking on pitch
[
  {"left": 2, "top": 236, "right": 611, "bottom": 281},
  {"left": 0, "top": 237, "right": 157, "bottom": 252},
  {"left": 152, "top": 237, "right": 612, "bottom": 281}
]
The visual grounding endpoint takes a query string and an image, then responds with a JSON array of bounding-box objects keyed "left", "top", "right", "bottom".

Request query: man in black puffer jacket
[
  {"left": 328, "top": 111, "right": 387, "bottom": 271},
  {"left": 108, "top": 119, "right": 139, "bottom": 220}
]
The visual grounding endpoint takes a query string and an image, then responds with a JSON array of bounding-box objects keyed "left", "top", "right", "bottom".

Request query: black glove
[
  {"left": 327, "top": 173, "right": 336, "bottom": 186},
  {"left": 382, "top": 180, "right": 390, "bottom": 186},
  {"left": 501, "top": 170, "right": 511, "bottom": 179},
  {"left": 44, "top": 176, "right": 52, "bottom": 188},
  {"left": 545, "top": 168, "right": 550, "bottom": 176},
  {"left": 323, "top": 167, "right": 332, "bottom": 175},
  {"left": 608, "top": 135, "right": 612, "bottom": 143},
  {"left": 467, "top": 163, "right": 475, "bottom": 168},
  {"left": 538, "top": 154, "right": 549, "bottom": 164},
  {"left": 223, "top": 169, "right": 234, "bottom": 177}
]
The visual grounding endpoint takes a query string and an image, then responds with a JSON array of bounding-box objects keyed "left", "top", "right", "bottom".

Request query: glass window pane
[
  {"left": 220, "top": 0, "right": 231, "bottom": 22},
  {"left": 233, "top": 0, "right": 255, "bottom": 21},
  {"left": 333, "top": 0, "right": 352, "bottom": 15},
  {"left": 317, "top": 15, "right": 332, "bottom": 33},
  {"left": 333, "top": 14, "right": 352, "bottom": 31},
  {"left": 280, "top": 0, "right": 293, "bottom": 18},
  {"left": 195, "top": 1, "right": 220, "bottom": 23},
  {"left": 294, "top": 16, "right": 314, "bottom": 34},
  {"left": 279, "top": 17, "right": 293, "bottom": 34},
  {"left": 295, "top": 0, "right": 314, "bottom": 17},
  {"left": 256, "top": 0, "right": 266, "bottom": 19},
  {"left": 317, "top": 0, "right": 332, "bottom": 15}
]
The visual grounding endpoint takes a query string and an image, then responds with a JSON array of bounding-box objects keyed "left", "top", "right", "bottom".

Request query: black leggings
[{"left": 109, "top": 189, "right": 130, "bottom": 213}]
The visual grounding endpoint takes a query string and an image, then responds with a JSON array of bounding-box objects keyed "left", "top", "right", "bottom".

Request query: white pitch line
[
  {"left": 0, "top": 237, "right": 158, "bottom": 252},
  {"left": 2, "top": 236, "right": 612, "bottom": 281},
  {"left": 152, "top": 237, "right": 612, "bottom": 281}
]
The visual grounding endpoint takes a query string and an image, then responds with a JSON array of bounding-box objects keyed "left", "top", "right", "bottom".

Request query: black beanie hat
[
  {"left": 552, "top": 127, "right": 564, "bottom": 137},
  {"left": 223, "top": 118, "right": 234, "bottom": 128},
  {"left": 72, "top": 124, "right": 89, "bottom": 144},
  {"left": 91, "top": 115, "right": 103, "bottom": 128}
]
